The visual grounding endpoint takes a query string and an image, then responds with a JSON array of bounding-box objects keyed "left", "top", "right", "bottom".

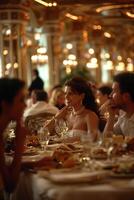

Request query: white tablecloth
[{"left": 31, "top": 173, "right": 134, "bottom": 200}]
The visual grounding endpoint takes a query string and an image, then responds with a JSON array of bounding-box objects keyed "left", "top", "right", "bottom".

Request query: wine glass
[
  {"left": 38, "top": 127, "right": 50, "bottom": 151},
  {"left": 55, "top": 119, "right": 68, "bottom": 137}
]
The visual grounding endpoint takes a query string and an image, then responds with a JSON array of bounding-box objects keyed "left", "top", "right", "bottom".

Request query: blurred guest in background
[
  {"left": 96, "top": 85, "right": 112, "bottom": 132},
  {"left": 49, "top": 87, "right": 65, "bottom": 110},
  {"left": 28, "top": 69, "right": 44, "bottom": 95},
  {"left": 96, "top": 85, "right": 112, "bottom": 106},
  {"left": 23, "top": 89, "right": 58, "bottom": 119},
  {"left": 103, "top": 72, "right": 134, "bottom": 137},
  {"left": 0, "top": 78, "right": 28, "bottom": 196}
]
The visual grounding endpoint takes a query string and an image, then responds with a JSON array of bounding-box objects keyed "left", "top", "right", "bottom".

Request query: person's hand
[
  {"left": 100, "top": 99, "right": 118, "bottom": 118},
  {"left": 107, "top": 99, "right": 119, "bottom": 117},
  {"left": 55, "top": 105, "right": 71, "bottom": 120}
]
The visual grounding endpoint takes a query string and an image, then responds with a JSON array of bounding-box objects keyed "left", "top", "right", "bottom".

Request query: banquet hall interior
[{"left": 0, "top": 1, "right": 134, "bottom": 200}]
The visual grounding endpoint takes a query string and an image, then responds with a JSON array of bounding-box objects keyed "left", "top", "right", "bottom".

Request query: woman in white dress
[{"left": 45, "top": 77, "right": 99, "bottom": 142}]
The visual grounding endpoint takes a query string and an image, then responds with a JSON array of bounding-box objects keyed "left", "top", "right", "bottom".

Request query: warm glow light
[
  {"left": 96, "top": 4, "right": 134, "bottom": 13},
  {"left": 126, "top": 11, "right": 134, "bottom": 18},
  {"left": 34, "top": 33, "right": 40, "bottom": 40},
  {"left": 31, "top": 55, "right": 38, "bottom": 63},
  {"left": 127, "top": 58, "right": 132, "bottom": 62},
  {"left": 27, "top": 40, "right": 32, "bottom": 46},
  {"left": 68, "top": 54, "right": 76, "bottom": 60},
  {"left": 104, "top": 32, "right": 111, "bottom": 38},
  {"left": 63, "top": 59, "right": 77, "bottom": 66},
  {"left": 6, "top": 63, "right": 12, "bottom": 69},
  {"left": 66, "top": 13, "right": 79, "bottom": 20},
  {"left": 3, "top": 49, "right": 8, "bottom": 55},
  {"left": 86, "top": 62, "right": 98, "bottom": 68},
  {"left": 93, "top": 25, "right": 102, "bottom": 30},
  {"left": 115, "top": 62, "right": 125, "bottom": 71},
  {"left": 53, "top": 2, "right": 57, "bottom": 6},
  {"left": 88, "top": 48, "right": 94, "bottom": 55},
  {"left": 37, "top": 47, "right": 47, "bottom": 54},
  {"left": 48, "top": 3, "right": 53, "bottom": 7},
  {"left": 14, "top": 62, "right": 19, "bottom": 69},
  {"left": 117, "top": 55, "right": 122, "bottom": 61},
  {"left": 91, "top": 57, "right": 97, "bottom": 63},
  {"left": 34, "top": 0, "right": 57, "bottom": 7},
  {"left": 105, "top": 53, "right": 110, "bottom": 59},
  {"left": 104, "top": 60, "right": 113, "bottom": 70},
  {"left": 5, "top": 29, "right": 11, "bottom": 35},
  {"left": 127, "top": 63, "right": 133, "bottom": 71},
  {"left": 31, "top": 54, "right": 48, "bottom": 64},
  {"left": 34, "top": 0, "right": 48, "bottom": 6},
  {"left": 66, "top": 66, "right": 71, "bottom": 74},
  {"left": 66, "top": 43, "right": 73, "bottom": 49},
  {"left": 5, "top": 70, "right": 9, "bottom": 75}
]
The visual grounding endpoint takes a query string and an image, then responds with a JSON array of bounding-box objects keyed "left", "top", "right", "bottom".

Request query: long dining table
[{"left": 10, "top": 140, "right": 134, "bottom": 200}]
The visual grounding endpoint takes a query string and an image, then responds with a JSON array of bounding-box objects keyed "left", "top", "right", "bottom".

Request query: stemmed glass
[
  {"left": 55, "top": 119, "right": 68, "bottom": 138},
  {"left": 38, "top": 127, "right": 50, "bottom": 151}
]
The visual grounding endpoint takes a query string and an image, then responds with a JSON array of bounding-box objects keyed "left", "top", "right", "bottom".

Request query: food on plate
[
  {"left": 52, "top": 149, "right": 73, "bottom": 163},
  {"left": 55, "top": 143, "right": 82, "bottom": 152},
  {"left": 22, "top": 156, "right": 60, "bottom": 170},
  {"left": 110, "top": 144, "right": 126, "bottom": 156},
  {"left": 52, "top": 147, "right": 79, "bottom": 168},
  {"left": 112, "top": 162, "right": 134, "bottom": 174},
  {"left": 126, "top": 137, "right": 134, "bottom": 152},
  {"left": 91, "top": 147, "right": 107, "bottom": 159},
  {"left": 62, "top": 156, "right": 78, "bottom": 168},
  {"left": 25, "top": 135, "right": 40, "bottom": 147}
]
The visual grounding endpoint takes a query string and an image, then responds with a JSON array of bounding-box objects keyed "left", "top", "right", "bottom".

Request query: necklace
[{"left": 72, "top": 106, "right": 85, "bottom": 116}]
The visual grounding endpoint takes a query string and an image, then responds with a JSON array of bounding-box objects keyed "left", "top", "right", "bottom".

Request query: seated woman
[
  {"left": 49, "top": 87, "right": 65, "bottom": 110},
  {"left": 0, "top": 78, "right": 28, "bottom": 197},
  {"left": 45, "top": 77, "right": 99, "bottom": 142}
]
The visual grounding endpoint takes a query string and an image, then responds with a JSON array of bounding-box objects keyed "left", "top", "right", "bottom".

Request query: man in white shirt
[
  {"left": 24, "top": 90, "right": 58, "bottom": 119},
  {"left": 104, "top": 72, "right": 134, "bottom": 137}
]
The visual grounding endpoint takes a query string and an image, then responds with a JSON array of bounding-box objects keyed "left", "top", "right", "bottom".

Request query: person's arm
[
  {"left": 44, "top": 106, "right": 70, "bottom": 134},
  {"left": 0, "top": 122, "right": 27, "bottom": 193},
  {"left": 86, "top": 112, "right": 99, "bottom": 142},
  {"left": 103, "top": 104, "right": 119, "bottom": 137}
]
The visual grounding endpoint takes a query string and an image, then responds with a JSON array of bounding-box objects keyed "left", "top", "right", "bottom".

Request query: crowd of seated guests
[
  {"left": 1, "top": 71, "right": 134, "bottom": 199},
  {"left": 24, "top": 71, "right": 134, "bottom": 142},
  {"left": 23, "top": 89, "right": 58, "bottom": 119}
]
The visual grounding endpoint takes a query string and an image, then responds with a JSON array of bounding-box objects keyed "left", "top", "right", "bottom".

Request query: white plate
[
  {"left": 110, "top": 172, "right": 134, "bottom": 178},
  {"left": 47, "top": 170, "right": 108, "bottom": 183}
]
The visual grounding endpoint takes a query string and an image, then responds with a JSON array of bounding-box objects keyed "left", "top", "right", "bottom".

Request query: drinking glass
[
  {"left": 38, "top": 127, "right": 50, "bottom": 150},
  {"left": 55, "top": 119, "right": 68, "bottom": 137}
]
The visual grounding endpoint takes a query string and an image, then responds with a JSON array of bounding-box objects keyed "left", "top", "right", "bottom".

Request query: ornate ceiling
[{"left": 0, "top": 0, "right": 134, "bottom": 82}]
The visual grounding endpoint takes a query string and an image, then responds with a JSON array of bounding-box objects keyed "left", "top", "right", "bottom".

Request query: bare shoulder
[{"left": 85, "top": 109, "right": 99, "bottom": 121}]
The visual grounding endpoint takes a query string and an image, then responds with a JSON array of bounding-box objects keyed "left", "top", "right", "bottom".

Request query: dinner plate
[
  {"left": 110, "top": 172, "right": 134, "bottom": 178},
  {"left": 47, "top": 170, "right": 108, "bottom": 184}
]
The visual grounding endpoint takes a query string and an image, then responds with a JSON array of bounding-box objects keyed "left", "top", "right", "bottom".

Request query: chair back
[{"left": 25, "top": 112, "right": 55, "bottom": 134}]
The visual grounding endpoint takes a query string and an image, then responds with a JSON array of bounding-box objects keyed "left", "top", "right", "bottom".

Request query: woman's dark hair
[
  {"left": 0, "top": 78, "right": 25, "bottom": 113},
  {"left": 65, "top": 76, "right": 99, "bottom": 115},
  {"left": 98, "top": 85, "right": 112, "bottom": 96},
  {"left": 113, "top": 72, "right": 134, "bottom": 101}
]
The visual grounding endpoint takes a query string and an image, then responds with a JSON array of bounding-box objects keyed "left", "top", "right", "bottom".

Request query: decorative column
[
  {"left": 0, "top": 0, "right": 30, "bottom": 82},
  {"left": 42, "top": 7, "right": 63, "bottom": 87}
]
